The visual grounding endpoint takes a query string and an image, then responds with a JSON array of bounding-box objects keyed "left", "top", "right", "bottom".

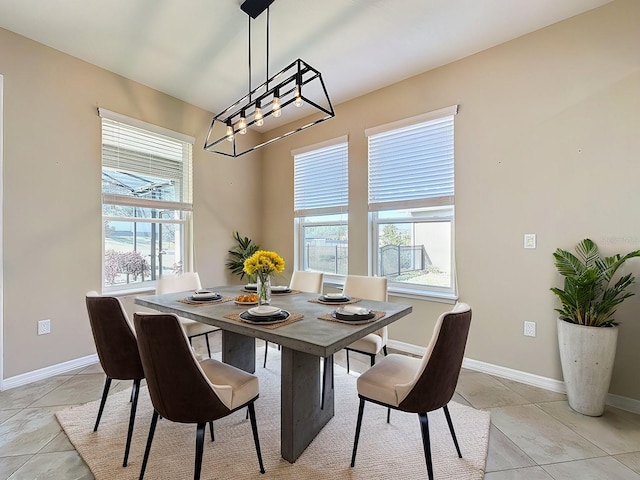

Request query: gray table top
[{"left": 135, "top": 285, "right": 412, "bottom": 358}]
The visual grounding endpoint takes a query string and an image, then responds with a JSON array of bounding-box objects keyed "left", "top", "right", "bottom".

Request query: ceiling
[{"left": 0, "top": 0, "right": 611, "bottom": 117}]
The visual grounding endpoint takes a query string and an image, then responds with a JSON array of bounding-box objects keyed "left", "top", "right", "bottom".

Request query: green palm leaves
[
  {"left": 226, "top": 232, "right": 260, "bottom": 280},
  {"left": 551, "top": 238, "right": 640, "bottom": 327}
]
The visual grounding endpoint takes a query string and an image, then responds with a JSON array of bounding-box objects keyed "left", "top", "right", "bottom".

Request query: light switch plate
[{"left": 524, "top": 233, "right": 536, "bottom": 249}]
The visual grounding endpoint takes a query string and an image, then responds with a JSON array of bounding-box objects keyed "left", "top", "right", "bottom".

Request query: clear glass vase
[{"left": 257, "top": 273, "right": 271, "bottom": 305}]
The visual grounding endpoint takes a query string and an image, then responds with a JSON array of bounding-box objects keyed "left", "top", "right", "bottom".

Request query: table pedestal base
[
  {"left": 281, "top": 348, "right": 334, "bottom": 463},
  {"left": 221, "top": 331, "right": 256, "bottom": 373}
]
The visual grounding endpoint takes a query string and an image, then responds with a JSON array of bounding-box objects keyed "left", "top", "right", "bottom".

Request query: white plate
[
  {"left": 192, "top": 291, "right": 219, "bottom": 300},
  {"left": 324, "top": 293, "right": 346, "bottom": 299},
  {"left": 336, "top": 306, "right": 370, "bottom": 316},
  {"left": 248, "top": 306, "right": 282, "bottom": 316},
  {"left": 271, "top": 285, "right": 290, "bottom": 292}
]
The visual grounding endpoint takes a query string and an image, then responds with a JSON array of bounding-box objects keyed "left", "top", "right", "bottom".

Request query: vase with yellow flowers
[{"left": 243, "top": 250, "right": 286, "bottom": 305}]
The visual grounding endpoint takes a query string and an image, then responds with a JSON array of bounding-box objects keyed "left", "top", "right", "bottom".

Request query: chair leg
[
  {"left": 370, "top": 353, "right": 375, "bottom": 367},
  {"left": 205, "top": 333, "right": 212, "bottom": 358},
  {"left": 383, "top": 345, "right": 388, "bottom": 356},
  {"left": 443, "top": 405, "right": 462, "bottom": 458},
  {"left": 209, "top": 421, "right": 215, "bottom": 442},
  {"left": 123, "top": 379, "right": 141, "bottom": 467},
  {"left": 247, "top": 402, "right": 266, "bottom": 474},
  {"left": 139, "top": 410, "right": 159, "bottom": 480},
  {"left": 94, "top": 377, "right": 112, "bottom": 431},
  {"left": 346, "top": 349, "right": 350, "bottom": 373},
  {"left": 418, "top": 413, "right": 434, "bottom": 480},
  {"left": 387, "top": 408, "right": 391, "bottom": 423},
  {"left": 194, "top": 423, "right": 206, "bottom": 480},
  {"left": 350, "top": 398, "right": 366, "bottom": 467},
  {"left": 263, "top": 341, "right": 269, "bottom": 368}
]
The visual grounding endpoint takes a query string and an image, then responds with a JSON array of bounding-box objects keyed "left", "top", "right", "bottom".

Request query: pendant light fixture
[{"left": 204, "top": 0, "right": 335, "bottom": 157}]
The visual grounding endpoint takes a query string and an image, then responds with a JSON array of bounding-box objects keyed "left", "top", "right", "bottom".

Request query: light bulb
[
  {"left": 254, "top": 104, "right": 264, "bottom": 127},
  {"left": 272, "top": 92, "right": 281, "bottom": 118},
  {"left": 238, "top": 110, "right": 247, "bottom": 135},
  {"left": 294, "top": 84, "right": 303, "bottom": 107},
  {"left": 226, "top": 122, "right": 234, "bottom": 142}
]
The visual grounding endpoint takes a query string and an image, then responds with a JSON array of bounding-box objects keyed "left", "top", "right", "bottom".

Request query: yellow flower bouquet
[{"left": 244, "top": 250, "right": 285, "bottom": 304}]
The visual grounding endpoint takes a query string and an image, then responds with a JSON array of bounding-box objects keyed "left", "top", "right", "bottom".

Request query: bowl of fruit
[{"left": 235, "top": 293, "right": 258, "bottom": 305}]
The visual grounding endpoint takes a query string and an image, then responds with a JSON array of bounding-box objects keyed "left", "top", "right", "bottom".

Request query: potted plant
[
  {"left": 551, "top": 238, "right": 640, "bottom": 416},
  {"left": 225, "top": 232, "right": 259, "bottom": 282}
]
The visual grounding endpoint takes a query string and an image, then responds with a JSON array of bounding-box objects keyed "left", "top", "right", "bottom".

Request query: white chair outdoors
[
  {"left": 263, "top": 271, "right": 324, "bottom": 367},
  {"left": 350, "top": 303, "right": 472, "bottom": 480},
  {"left": 342, "top": 275, "right": 388, "bottom": 372},
  {"left": 156, "top": 272, "right": 221, "bottom": 358}
]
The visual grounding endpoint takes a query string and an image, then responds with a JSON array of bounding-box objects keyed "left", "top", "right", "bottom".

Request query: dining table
[{"left": 135, "top": 284, "right": 412, "bottom": 463}]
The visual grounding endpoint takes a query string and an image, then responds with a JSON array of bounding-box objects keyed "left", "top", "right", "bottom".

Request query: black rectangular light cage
[{"left": 204, "top": 58, "right": 335, "bottom": 157}]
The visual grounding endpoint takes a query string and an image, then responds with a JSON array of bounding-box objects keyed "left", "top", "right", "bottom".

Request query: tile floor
[{"left": 1, "top": 337, "right": 640, "bottom": 479}]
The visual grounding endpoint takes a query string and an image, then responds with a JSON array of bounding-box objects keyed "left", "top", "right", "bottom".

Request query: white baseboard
[
  {"left": 0, "top": 354, "right": 99, "bottom": 391},
  {"left": 388, "top": 339, "right": 640, "bottom": 415}
]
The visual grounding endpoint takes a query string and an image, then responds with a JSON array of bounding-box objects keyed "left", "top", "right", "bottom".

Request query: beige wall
[
  {"left": 0, "top": 28, "right": 262, "bottom": 378},
  {"left": 260, "top": 0, "right": 640, "bottom": 401},
  {"left": 2, "top": 0, "right": 639, "bottom": 403}
]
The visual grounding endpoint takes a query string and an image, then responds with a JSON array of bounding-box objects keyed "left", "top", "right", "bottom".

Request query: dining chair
[
  {"left": 342, "top": 275, "right": 389, "bottom": 372},
  {"left": 134, "top": 312, "right": 265, "bottom": 480},
  {"left": 156, "top": 272, "right": 221, "bottom": 358},
  {"left": 262, "top": 270, "right": 324, "bottom": 367},
  {"left": 85, "top": 291, "right": 145, "bottom": 468},
  {"left": 350, "top": 303, "right": 472, "bottom": 480}
]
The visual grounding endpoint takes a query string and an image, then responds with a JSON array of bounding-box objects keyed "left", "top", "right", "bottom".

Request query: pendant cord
[
  {"left": 266, "top": 7, "right": 270, "bottom": 90},
  {"left": 248, "top": 15, "right": 252, "bottom": 101}
]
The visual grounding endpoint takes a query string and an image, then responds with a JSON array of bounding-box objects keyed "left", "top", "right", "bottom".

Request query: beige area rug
[{"left": 56, "top": 349, "right": 490, "bottom": 480}]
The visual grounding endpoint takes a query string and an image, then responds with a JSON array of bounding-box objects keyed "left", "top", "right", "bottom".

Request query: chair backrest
[
  {"left": 85, "top": 292, "right": 144, "bottom": 381},
  {"left": 397, "top": 303, "right": 472, "bottom": 413},
  {"left": 289, "top": 270, "right": 324, "bottom": 294},
  {"left": 155, "top": 272, "right": 202, "bottom": 295},
  {"left": 134, "top": 313, "right": 230, "bottom": 423},
  {"left": 342, "top": 275, "right": 388, "bottom": 301}
]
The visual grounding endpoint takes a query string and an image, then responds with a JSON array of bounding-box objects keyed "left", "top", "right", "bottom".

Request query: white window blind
[
  {"left": 294, "top": 140, "right": 348, "bottom": 216},
  {"left": 368, "top": 106, "right": 457, "bottom": 211},
  {"left": 100, "top": 111, "right": 193, "bottom": 209}
]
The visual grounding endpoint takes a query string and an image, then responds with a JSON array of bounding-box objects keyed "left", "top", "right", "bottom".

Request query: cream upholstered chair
[
  {"left": 342, "top": 275, "right": 388, "bottom": 372},
  {"left": 263, "top": 271, "right": 324, "bottom": 367},
  {"left": 85, "top": 292, "right": 145, "bottom": 468},
  {"left": 156, "top": 272, "right": 220, "bottom": 358},
  {"left": 134, "top": 313, "right": 265, "bottom": 479},
  {"left": 350, "top": 303, "right": 472, "bottom": 480}
]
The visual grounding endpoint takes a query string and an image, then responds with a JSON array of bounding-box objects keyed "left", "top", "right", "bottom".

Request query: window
[
  {"left": 293, "top": 137, "right": 348, "bottom": 279},
  {"left": 367, "top": 106, "right": 458, "bottom": 300},
  {"left": 100, "top": 109, "right": 194, "bottom": 292}
]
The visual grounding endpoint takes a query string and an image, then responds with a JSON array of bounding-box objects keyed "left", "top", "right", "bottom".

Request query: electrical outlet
[
  {"left": 38, "top": 319, "right": 51, "bottom": 335},
  {"left": 524, "top": 321, "right": 536, "bottom": 337},
  {"left": 524, "top": 233, "right": 536, "bottom": 249}
]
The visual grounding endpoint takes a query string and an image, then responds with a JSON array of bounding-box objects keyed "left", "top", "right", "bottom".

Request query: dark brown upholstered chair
[
  {"left": 350, "top": 303, "right": 472, "bottom": 480},
  {"left": 85, "top": 292, "right": 145, "bottom": 468},
  {"left": 134, "top": 313, "right": 265, "bottom": 480}
]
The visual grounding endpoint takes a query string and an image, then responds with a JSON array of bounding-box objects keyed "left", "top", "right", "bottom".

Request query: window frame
[
  {"left": 367, "top": 106, "right": 458, "bottom": 302},
  {"left": 293, "top": 136, "right": 348, "bottom": 284},
  {"left": 99, "top": 109, "right": 194, "bottom": 294}
]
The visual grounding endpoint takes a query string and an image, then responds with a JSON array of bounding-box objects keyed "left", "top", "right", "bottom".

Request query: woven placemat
[
  {"left": 177, "top": 296, "right": 235, "bottom": 306},
  {"left": 318, "top": 310, "right": 386, "bottom": 325},
  {"left": 308, "top": 297, "right": 361, "bottom": 305},
  {"left": 241, "top": 288, "right": 302, "bottom": 295},
  {"left": 223, "top": 311, "right": 304, "bottom": 329}
]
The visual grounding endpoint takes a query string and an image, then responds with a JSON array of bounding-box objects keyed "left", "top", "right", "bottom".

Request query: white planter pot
[{"left": 557, "top": 318, "right": 618, "bottom": 416}]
